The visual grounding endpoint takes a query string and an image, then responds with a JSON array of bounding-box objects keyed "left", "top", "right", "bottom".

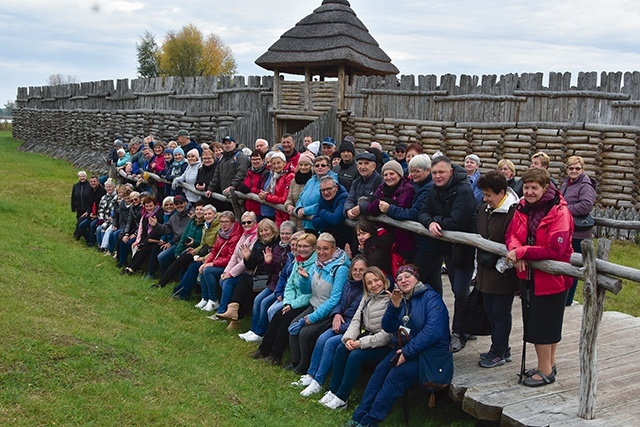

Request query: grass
[{"left": 0, "top": 130, "right": 476, "bottom": 426}]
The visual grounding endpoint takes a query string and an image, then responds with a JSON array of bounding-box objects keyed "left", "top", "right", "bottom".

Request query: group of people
[{"left": 71, "top": 129, "right": 597, "bottom": 424}]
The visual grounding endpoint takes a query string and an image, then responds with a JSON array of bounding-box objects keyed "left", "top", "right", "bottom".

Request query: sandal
[
  {"left": 522, "top": 370, "right": 555, "bottom": 387},
  {"left": 524, "top": 364, "right": 557, "bottom": 377}
]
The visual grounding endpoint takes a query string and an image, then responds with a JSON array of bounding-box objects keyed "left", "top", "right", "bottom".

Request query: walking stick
[{"left": 517, "top": 281, "right": 530, "bottom": 384}]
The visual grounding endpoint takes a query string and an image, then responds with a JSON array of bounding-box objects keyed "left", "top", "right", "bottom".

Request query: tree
[
  {"left": 155, "top": 24, "right": 236, "bottom": 78},
  {"left": 3, "top": 101, "right": 15, "bottom": 115},
  {"left": 47, "top": 74, "right": 78, "bottom": 86},
  {"left": 136, "top": 30, "right": 159, "bottom": 78}
]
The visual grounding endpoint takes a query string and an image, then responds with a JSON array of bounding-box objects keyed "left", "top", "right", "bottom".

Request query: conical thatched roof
[{"left": 255, "top": 0, "right": 398, "bottom": 77}]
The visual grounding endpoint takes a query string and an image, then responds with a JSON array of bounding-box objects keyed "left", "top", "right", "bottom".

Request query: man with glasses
[
  {"left": 294, "top": 155, "right": 338, "bottom": 232},
  {"left": 332, "top": 138, "right": 358, "bottom": 191},
  {"left": 394, "top": 143, "right": 408, "bottom": 173},
  {"left": 206, "top": 136, "right": 249, "bottom": 212},
  {"left": 312, "top": 176, "right": 351, "bottom": 248},
  {"left": 344, "top": 152, "right": 383, "bottom": 220}
]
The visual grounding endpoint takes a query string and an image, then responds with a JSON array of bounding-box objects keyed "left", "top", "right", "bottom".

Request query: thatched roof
[{"left": 255, "top": 0, "right": 399, "bottom": 77}]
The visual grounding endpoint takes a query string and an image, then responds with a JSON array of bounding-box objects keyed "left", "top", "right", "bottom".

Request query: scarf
[
  {"left": 218, "top": 222, "right": 235, "bottom": 240},
  {"left": 295, "top": 170, "right": 313, "bottom": 185},
  {"left": 251, "top": 164, "right": 266, "bottom": 174},
  {"left": 243, "top": 223, "right": 259, "bottom": 238},
  {"left": 279, "top": 240, "right": 290, "bottom": 248},
  {"left": 525, "top": 184, "right": 558, "bottom": 243},
  {"left": 142, "top": 205, "right": 161, "bottom": 235},
  {"left": 265, "top": 171, "right": 282, "bottom": 194},
  {"left": 315, "top": 247, "right": 344, "bottom": 269},
  {"left": 382, "top": 180, "right": 401, "bottom": 199}
]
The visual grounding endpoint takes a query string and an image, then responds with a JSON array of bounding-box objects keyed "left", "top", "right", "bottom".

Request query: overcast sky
[{"left": 2, "top": 0, "right": 640, "bottom": 108}]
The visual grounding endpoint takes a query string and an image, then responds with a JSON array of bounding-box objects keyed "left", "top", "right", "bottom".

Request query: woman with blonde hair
[{"left": 498, "top": 158, "right": 523, "bottom": 197}]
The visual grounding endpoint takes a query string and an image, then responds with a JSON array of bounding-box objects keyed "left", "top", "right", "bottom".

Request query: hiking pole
[{"left": 517, "top": 282, "right": 529, "bottom": 384}]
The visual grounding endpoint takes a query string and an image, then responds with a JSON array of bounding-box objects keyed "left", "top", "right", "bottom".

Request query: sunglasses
[
  {"left": 395, "top": 149, "right": 405, "bottom": 153},
  {"left": 241, "top": 220, "right": 254, "bottom": 225},
  {"left": 315, "top": 163, "right": 328, "bottom": 168}
]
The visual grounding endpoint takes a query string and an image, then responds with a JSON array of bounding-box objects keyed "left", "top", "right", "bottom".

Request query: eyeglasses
[
  {"left": 241, "top": 221, "right": 254, "bottom": 225},
  {"left": 202, "top": 157, "right": 214, "bottom": 160},
  {"left": 219, "top": 220, "right": 232, "bottom": 224},
  {"left": 395, "top": 149, "right": 405, "bottom": 153},
  {"left": 131, "top": 198, "right": 140, "bottom": 201},
  {"left": 567, "top": 166, "right": 583, "bottom": 171},
  {"left": 320, "top": 187, "right": 336, "bottom": 193},
  {"left": 315, "top": 164, "right": 328, "bottom": 168}
]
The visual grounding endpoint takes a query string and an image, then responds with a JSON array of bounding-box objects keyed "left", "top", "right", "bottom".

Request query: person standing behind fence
[
  {"left": 559, "top": 155, "right": 596, "bottom": 306},
  {"left": 206, "top": 136, "right": 249, "bottom": 213},
  {"left": 417, "top": 156, "right": 477, "bottom": 353},
  {"left": 498, "top": 159, "right": 523, "bottom": 197},
  {"left": 475, "top": 171, "right": 519, "bottom": 368},
  {"left": 505, "top": 168, "right": 573, "bottom": 387}
]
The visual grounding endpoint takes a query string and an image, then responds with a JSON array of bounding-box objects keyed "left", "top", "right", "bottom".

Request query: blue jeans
[
  {"left": 157, "top": 246, "right": 176, "bottom": 277},
  {"left": 307, "top": 330, "right": 342, "bottom": 385},
  {"left": 173, "top": 261, "right": 202, "bottom": 300},
  {"left": 89, "top": 219, "right": 100, "bottom": 247},
  {"left": 351, "top": 351, "right": 419, "bottom": 426},
  {"left": 108, "top": 229, "right": 121, "bottom": 253},
  {"left": 77, "top": 218, "right": 92, "bottom": 245},
  {"left": 118, "top": 239, "right": 133, "bottom": 267},
  {"left": 201, "top": 266, "right": 224, "bottom": 301},
  {"left": 330, "top": 344, "right": 391, "bottom": 401},
  {"left": 217, "top": 275, "right": 241, "bottom": 314},
  {"left": 445, "top": 257, "right": 473, "bottom": 339},
  {"left": 250, "top": 288, "right": 276, "bottom": 337},
  {"left": 267, "top": 300, "right": 283, "bottom": 321}
]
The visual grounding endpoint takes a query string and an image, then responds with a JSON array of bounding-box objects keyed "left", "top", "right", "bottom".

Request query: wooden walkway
[{"left": 440, "top": 282, "right": 640, "bottom": 426}]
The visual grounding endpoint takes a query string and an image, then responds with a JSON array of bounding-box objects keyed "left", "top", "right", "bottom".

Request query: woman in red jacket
[
  {"left": 259, "top": 152, "right": 294, "bottom": 227},
  {"left": 505, "top": 168, "right": 573, "bottom": 387}
]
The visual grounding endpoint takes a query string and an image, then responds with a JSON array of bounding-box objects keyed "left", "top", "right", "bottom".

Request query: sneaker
[
  {"left": 194, "top": 298, "right": 208, "bottom": 309},
  {"left": 112, "top": 251, "right": 118, "bottom": 259},
  {"left": 291, "top": 374, "right": 312, "bottom": 387},
  {"left": 103, "top": 250, "right": 112, "bottom": 257},
  {"left": 479, "top": 355, "right": 506, "bottom": 368},
  {"left": 451, "top": 333, "right": 465, "bottom": 353},
  {"left": 480, "top": 348, "right": 512, "bottom": 363},
  {"left": 238, "top": 332, "right": 251, "bottom": 341},
  {"left": 318, "top": 391, "right": 337, "bottom": 405},
  {"left": 244, "top": 332, "right": 263, "bottom": 343},
  {"left": 202, "top": 300, "right": 219, "bottom": 312},
  {"left": 324, "top": 395, "right": 347, "bottom": 410},
  {"left": 300, "top": 380, "right": 322, "bottom": 397}
]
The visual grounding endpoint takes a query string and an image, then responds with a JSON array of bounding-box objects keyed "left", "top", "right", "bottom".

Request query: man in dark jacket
[
  {"left": 176, "top": 129, "right": 202, "bottom": 156},
  {"left": 345, "top": 152, "right": 383, "bottom": 220},
  {"left": 207, "top": 136, "right": 249, "bottom": 212},
  {"left": 332, "top": 139, "right": 359, "bottom": 192},
  {"left": 151, "top": 194, "right": 194, "bottom": 276},
  {"left": 418, "top": 155, "right": 477, "bottom": 352},
  {"left": 312, "top": 176, "right": 352, "bottom": 249},
  {"left": 75, "top": 176, "right": 106, "bottom": 246}
]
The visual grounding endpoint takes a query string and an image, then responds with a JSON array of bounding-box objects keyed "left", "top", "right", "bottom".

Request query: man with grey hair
[
  {"left": 255, "top": 138, "right": 269, "bottom": 156},
  {"left": 465, "top": 153, "right": 483, "bottom": 208}
]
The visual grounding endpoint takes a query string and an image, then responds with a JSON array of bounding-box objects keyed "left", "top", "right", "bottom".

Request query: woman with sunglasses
[
  {"left": 294, "top": 155, "right": 338, "bottom": 232},
  {"left": 559, "top": 156, "right": 597, "bottom": 306},
  {"left": 213, "top": 211, "right": 259, "bottom": 316}
]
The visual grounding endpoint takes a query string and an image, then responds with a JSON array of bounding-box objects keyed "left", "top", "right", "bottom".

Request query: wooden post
[
  {"left": 578, "top": 238, "right": 609, "bottom": 419},
  {"left": 273, "top": 69, "right": 280, "bottom": 110},
  {"left": 338, "top": 65, "right": 346, "bottom": 139},
  {"left": 304, "top": 67, "right": 311, "bottom": 111}
]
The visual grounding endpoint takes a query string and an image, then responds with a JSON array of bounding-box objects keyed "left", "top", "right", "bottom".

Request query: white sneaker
[
  {"left": 202, "top": 300, "right": 219, "bottom": 312},
  {"left": 291, "top": 374, "right": 313, "bottom": 387},
  {"left": 318, "top": 391, "right": 337, "bottom": 405},
  {"left": 238, "top": 332, "right": 250, "bottom": 341},
  {"left": 324, "top": 395, "right": 347, "bottom": 410},
  {"left": 194, "top": 298, "right": 208, "bottom": 309},
  {"left": 300, "top": 380, "right": 322, "bottom": 397},
  {"left": 244, "top": 331, "right": 263, "bottom": 343}
]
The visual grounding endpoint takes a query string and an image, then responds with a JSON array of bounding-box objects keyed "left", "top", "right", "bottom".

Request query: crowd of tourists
[{"left": 71, "top": 129, "right": 596, "bottom": 426}]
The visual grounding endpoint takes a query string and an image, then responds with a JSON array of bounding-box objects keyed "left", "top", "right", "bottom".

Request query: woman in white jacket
[
  {"left": 318, "top": 266, "right": 392, "bottom": 410},
  {"left": 172, "top": 149, "right": 202, "bottom": 203}
]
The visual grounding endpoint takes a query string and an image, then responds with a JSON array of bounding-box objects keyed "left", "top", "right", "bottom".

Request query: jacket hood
[
  {"left": 445, "top": 164, "right": 470, "bottom": 190},
  {"left": 488, "top": 187, "right": 520, "bottom": 214}
]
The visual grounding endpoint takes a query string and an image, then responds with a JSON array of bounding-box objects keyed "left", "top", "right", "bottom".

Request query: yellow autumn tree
[{"left": 156, "top": 24, "right": 236, "bottom": 77}]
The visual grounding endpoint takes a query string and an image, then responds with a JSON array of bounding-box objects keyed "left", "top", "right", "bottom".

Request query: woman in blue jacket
[{"left": 347, "top": 264, "right": 450, "bottom": 426}]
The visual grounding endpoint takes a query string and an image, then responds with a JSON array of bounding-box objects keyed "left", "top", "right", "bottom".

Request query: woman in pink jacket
[{"left": 505, "top": 168, "right": 573, "bottom": 388}]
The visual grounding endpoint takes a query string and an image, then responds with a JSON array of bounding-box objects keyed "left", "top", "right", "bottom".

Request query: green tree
[
  {"left": 136, "top": 30, "right": 159, "bottom": 78},
  {"left": 3, "top": 101, "right": 15, "bottom": 115},
  {"left": 155, "top": 24, "right": 236, "bottom": 77}
]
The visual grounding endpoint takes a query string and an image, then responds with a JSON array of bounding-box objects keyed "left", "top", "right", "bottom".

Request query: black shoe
[
  {"left": 250, "top": 350, "right": 266, "bottom": 360},
  {"left": 522, "top": 370, "right": 555, "bottom": 387}
]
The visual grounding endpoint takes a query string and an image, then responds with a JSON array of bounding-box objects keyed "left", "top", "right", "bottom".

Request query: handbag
[
  {"left": 419, "top": 346, "right": 454, "bottom": 407},
  {"left": 462, "top": 287, "right": 491, "bottom": 336},
  {"left": 573, "top": 214, "right": 595, "bottom": 231},
  {"left": 252, "top": 274, "right": 269, "bottom": 291}
]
